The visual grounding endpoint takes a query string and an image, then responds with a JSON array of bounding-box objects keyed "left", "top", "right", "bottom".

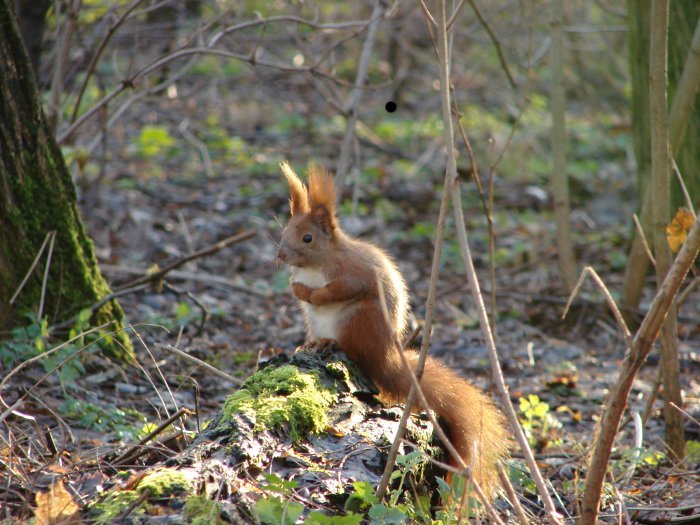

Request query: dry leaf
[
  {"left": 34, "top": 479, "right": 81, "bottom": 525},
  {"left": 666, "top": 208, "right": 696, "bottom": 253}
]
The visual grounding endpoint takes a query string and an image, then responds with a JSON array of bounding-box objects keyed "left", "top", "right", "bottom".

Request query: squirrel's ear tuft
[
  {"left": 308, "top": 166, "right": 337, "bottom": 231},
  {"left": 313, "top": 204, "right": 335, "bottom": 235},
  {"left": 280, "top": 161, "right": 309, "bottom": 215}
]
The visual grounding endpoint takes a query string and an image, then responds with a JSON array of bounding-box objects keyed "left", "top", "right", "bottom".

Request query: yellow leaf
[
  {"left": 666, "top": 208, "right": 696, "bottom": 253},
  {"left": 35, "top": 479, "right": 81, "bottom": 525}
]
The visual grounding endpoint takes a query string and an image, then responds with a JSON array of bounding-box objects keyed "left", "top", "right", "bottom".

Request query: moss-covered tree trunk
[{"left": 0, "top": 0, "right": 132, "bottom": 361}]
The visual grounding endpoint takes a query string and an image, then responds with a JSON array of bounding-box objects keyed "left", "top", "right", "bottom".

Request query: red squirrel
[{"left": 277, "top": 162, "right": 507, "bottom": 497}]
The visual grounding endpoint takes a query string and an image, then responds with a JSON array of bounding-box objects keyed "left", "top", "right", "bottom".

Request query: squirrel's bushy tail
[{"left": 375, "top": 351, "right": 508, "bottom": 497}]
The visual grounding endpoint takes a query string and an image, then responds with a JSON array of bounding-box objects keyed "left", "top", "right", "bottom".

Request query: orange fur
[
  {"left": 278, "top": 163, "right": 508, "bottom": 498},
  {"left": 280, "top": 161, "right": 309, "bottom": 215}
]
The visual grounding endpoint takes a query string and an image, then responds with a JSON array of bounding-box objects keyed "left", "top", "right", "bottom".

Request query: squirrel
[{"left": 277, "top": 162, "right": 508, "bottom": 498}]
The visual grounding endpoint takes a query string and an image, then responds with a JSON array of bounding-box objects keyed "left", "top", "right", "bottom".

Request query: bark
[
  {"left": 668, "top": 1, "right": 700, "bottom": 208},
  {"left": 649, "top": 0, "right": 684, "bottom": 461},
  {"left": 12, "top": 0, "right": 51, "bottom": 80},
  {"left": 0, "top": 0, "right": 132, "bottom": 361},
  {"left": 550, "top": 0, "right": 577, "bottom": 293}
]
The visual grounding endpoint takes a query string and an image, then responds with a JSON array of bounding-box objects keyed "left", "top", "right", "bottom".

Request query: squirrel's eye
[{"left": 302, "top": 234, "right": 313, "bottom": 243}]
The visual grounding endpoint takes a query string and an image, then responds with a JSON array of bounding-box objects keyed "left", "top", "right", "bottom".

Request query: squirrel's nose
[{"left": 278, "top": 246, "right": 288, "bottom": 262}]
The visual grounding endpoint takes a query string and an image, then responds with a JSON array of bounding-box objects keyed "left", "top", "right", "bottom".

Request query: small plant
[
  {"left": 254, "top": 475, "right": 306, "bottom": 525},
  {"left": 0, "top": 309, "right": 95, "bottom": 388},
  {"left": 134, "top": 125, "right": 177, "bottom": 158},
  {"left": 518, "top": 394, "right": 562, "bottom": 450},
  {"left": 59, "top": 397, "right": 149, "bottom": 442},
  {"left": 0, "top": 312, "right": 48, "bottom": 368}
]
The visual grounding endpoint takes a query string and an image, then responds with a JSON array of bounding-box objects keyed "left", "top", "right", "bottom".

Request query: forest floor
[{"left": 3, "top": 22, "right": 700, "bottom": 522}]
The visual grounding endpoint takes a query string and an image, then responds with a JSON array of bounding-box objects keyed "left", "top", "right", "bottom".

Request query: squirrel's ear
[
  {"left": 313, "top": 204, "right": 336, "bottom": 235},
  {"left": 280, "top": 161, "right": 309, "bottom": 215},
  {"left": 307, "top": 166, "right": 337, "bottom": 231}
]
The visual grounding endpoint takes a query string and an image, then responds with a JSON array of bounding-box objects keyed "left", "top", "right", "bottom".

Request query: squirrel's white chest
[{"left": 292, "top": 267, "right": 345, "bottom": 340}]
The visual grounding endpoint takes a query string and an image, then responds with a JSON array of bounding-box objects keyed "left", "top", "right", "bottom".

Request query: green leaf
[
  {"left": 176, "top": 301, "right": 191, "bottom": 320},
  {"left": 367, "top": 504, "right": 407, "bottom": 524},
  {"left": 344, "top": 481, "right": 378, "bottom": 512},
  {"left": 255, "top": 497, "right": 285, "bottom": 524},
  {"left": 305, "top": 511, "right": 363, "bottom": 525},
  {"left": 686, "top": 441, "right": 700, "bottom": 462}
]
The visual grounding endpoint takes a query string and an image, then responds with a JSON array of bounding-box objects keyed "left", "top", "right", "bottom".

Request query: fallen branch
[
  {"left": 157, "top": 343, "right": 243, "bottom": 385},
  {"left": 579, "top": 216, "right": 700, "bottom": 525},
  {"left": 111, "top": 406, "right": 190, "bottom": 467},
  {"left": 116, "top": 230, "right": 256, "bottom": 291}
]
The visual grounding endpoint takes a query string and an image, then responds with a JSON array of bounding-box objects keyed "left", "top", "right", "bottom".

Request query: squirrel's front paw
[
  {"left": 301, "top": 338, "right": 338, "bottom": 354},
  {"left": 292, "top": 282, "right": 312, "bottom": 302}
]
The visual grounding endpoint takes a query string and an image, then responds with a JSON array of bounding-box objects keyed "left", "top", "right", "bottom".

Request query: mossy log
[
  {"left": 84, "top": 350, "right": 441, "bottom": 524},
  {"left": 0, "top": 0, "right": 132, "bottom": 360}
]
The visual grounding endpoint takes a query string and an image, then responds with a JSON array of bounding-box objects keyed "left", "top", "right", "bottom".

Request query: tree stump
[{"left": 85, "top": 349, "right": 441, "bottom": 523}]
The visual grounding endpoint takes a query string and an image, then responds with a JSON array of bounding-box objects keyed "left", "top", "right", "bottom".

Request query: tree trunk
[
  {"left": 649, "top": 0, "right": 684, "bottom": 461},
  {"left": 12, "top": 0, "right": 51, "bottom": 81},
  {"left": 550, "top": 0, "right": 577, "bottom": 293},
  {"left": 0, "top": 0, "right": 132, "bottom": 361},
  {"left": 621, "top": 0, "right": 699, "bottom": 318},
  {"left": 668, "top": 1, "right": 700, "bottom": 208}
]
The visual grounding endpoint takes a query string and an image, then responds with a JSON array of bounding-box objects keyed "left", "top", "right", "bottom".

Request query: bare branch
[{"left": 334, "top": 0, "right": 386, "bottom": 201}]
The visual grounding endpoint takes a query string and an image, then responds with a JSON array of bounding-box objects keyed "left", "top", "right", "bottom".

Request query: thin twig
[
  {"left": 677, "top": 275, "right": 700, "bottom": 307},
  {"left": 37, "top": 231, "right": 57, "bottom": 322},
  {"left": 102, "top": 265, "right": 271, "bottom": 298},
  {"left": 671, "top": 159, "right": 695, "bottom": 215},
  {"left": 58, "top": 12, "right": 381, "bottom": 144},
  {"left": 9, "top": 232, "right": 53, "bottom": 305},
  {"left": 670, "top": 402, "right": 700, "bottom": 427},
  {"left": 0, "top": 323, "right": 116, "bottom": 424},
  {"left": 69, "top": 0, "right": 147, "bottom": 123},
  {"left": 391, "top": 344, "right": 503, "bottom": 523},
  {"left": 562, "top": 267, "right": 632, "bottom": 350},
  {"left": 111, "top": 407, "right": 190, "bottom": 467},
  {"left": 497, "top": 464, "right": 530, "bottom": 525},
  {"left": 333, "top": 0, "right": 385, "bottom": 200},
  {"left": 157, "top": 344, "right": 242, "bottom": 385},
  {"left": 633, "top": 213, "right": 656, "bottom": 266},
  {"left": 116, "top": 230, "right": 256, "bottom": 291},
  {"left": 178, "top": 119, "right": 214, "bottom": 178},
  {"left": 47, "top": 0, "right": 80, "bottom": 128},
  {"left": 464, "top": 0, "right": 516, "bottom": 89},
  {"left": 435, "top": 0, "right": 562, "bottom": 519},
  {"left": 375, "top": 27, "right": 453, "bottom": 504},
  {"left": 50, "top": 284, "right": 149, "bottom": 332},
  {"left": 455, "top": 116, "right": 497, "bottom": 329},
  {"left": 132, "top": 326, "right": 179, "bottom": 417},
  {"left": 417, "top": 0, "right": 437, "bottom": 27},
  {"left": 446, "top": 0, "right": 466, "bottom": 30}
]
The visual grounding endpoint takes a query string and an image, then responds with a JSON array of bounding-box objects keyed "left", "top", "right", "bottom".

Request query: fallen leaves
[{"left": 34, "top": 479, "right": 81, "bottom": 525}]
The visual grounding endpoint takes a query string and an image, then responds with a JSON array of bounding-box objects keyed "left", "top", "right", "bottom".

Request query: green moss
[
  {"left": 325, "top": 360, "right": 351, "bottom": 382},
  {"left": 183, "top": 495, "right": 224, "bottom": 525},
  {"left": 137, "top": 469, "right": 192, "bottom": 498},
  {"left": 0, "top": 11, "right": 133, "bottom": 362},
  {"left": 90, "top": 490, "right": 145, "bottom": 524},
  {"left": 221, "top": 365, "right": 336, "bottom": 441}
]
